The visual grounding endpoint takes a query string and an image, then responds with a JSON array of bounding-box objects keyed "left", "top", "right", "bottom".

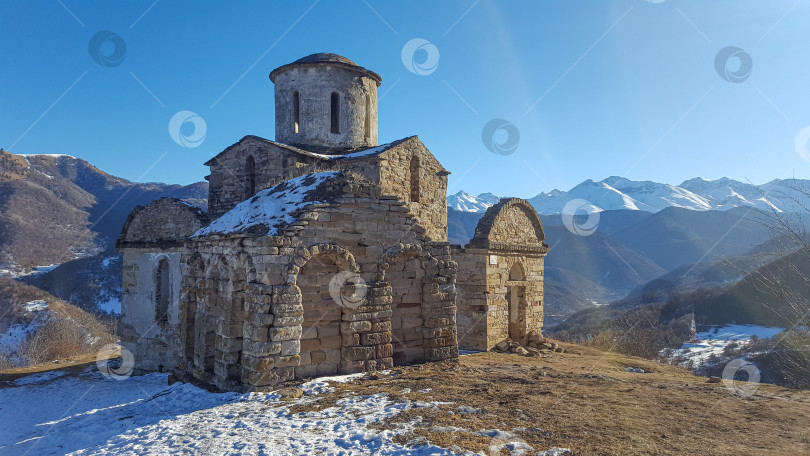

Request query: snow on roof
[
  {"left": 194, "top": 171, "right": 339, "bottom": 237},
  {"left": 282, "top": 138, "right": 407, "bottom": 161}
]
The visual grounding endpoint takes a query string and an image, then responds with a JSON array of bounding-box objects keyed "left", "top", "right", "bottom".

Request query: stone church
[{"left": 117, "top": 53, "right": 549, "bottom": 392}]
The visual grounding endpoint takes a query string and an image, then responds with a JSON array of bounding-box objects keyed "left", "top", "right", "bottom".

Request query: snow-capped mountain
[
  {"left": 447, "top": 191, "right": 499, "bottom": 212},
  {"left": 448, "top": 176, "right": 810, "bottom": 215}
]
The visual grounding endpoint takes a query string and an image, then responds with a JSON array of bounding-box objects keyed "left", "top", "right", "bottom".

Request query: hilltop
[{"left": 1, "top": 345, "right": 808, "bottom": 455}]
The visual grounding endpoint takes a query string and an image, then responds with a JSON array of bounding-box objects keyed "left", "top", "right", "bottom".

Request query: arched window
[
  {"left": 155, "top": 258, "right": 170, "bottom": 324},
  {"left": 330, "top": 92, "right": 340, "bottom": 134},
  {"left": 364, "top": 94, "right": 371, "bottom": 140},
  {"left": 509, "top": 262, "right": 525, "bottom": 281},
  {"left": 410, "top": 155, "right": 420, "bottom": 202},
  {"left": 245, "top": 155, "right": 256, "bottom": 197},
  {"left": 292, "top": 91, "right": 300, "bottom": 134}
]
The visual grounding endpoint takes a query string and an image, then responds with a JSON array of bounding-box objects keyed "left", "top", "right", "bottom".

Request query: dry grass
[
  {"left": 287, "top": 342, "right": 810, "bottom": 455},
  {"left": 0, "top": 277, "right": 118, "bottom": 368}
]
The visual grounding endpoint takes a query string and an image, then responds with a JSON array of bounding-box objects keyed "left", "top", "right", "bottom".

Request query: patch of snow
[
  {"left": 18, "top": 154, "right": 76, "bottom": 158},
  {"left": 23, "top": 300, "right": 48, "bottom": 312},
  {"left": 0, "top": 305, "right": 51, "bottom": 360},
  {"left": 194, "top": 171, "right": 338, "bottom": 237},
  {"left": 0, "top": 370, "right": 456, "bottom": 455},
  {"left": 306, "top": 141, "right": 399, "bottom": 160},
  {"left": 625, "top": 367, "right": 646, "bottom": 373}
]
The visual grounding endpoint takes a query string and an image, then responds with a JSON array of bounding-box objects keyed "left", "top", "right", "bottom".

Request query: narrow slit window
[
  {"left": 155, "top": 259, "right": 170, "bottom": 324},
  {"left": 410, "top": 156, "right": 420, "bottom": 202},
  {"left": 364, "top": 95, "right": 371, "bottom": 140},
  {"left": 246, "top": 155, "right": 256, "bottom": 197},
  {"left": 292, "top": 91, "right": 300, "bottom": 134},
  {"left": 330, "top": 92, "right": 340, "bottom": 134}
]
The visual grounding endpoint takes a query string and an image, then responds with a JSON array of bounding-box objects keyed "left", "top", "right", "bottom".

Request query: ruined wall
[
  {"left": 452, "top": 246, "right": 489, "bottom": 350},
  {"left": 176, "top": 192, "right": 457, "bottom": 392},
  {"left": 119, "top": 248, "right": 184, "bottom": 373},
  {"left": 378, "top": 137, "right": 449, "bottom": 242},
  {"left": 118, "top": 198, "right": 209, "bottom": 373},
  {"left": 118, "top": 198, "right": 207, "bottom": 245}
]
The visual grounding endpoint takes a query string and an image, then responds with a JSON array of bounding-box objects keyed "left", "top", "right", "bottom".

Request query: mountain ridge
[{"left": 448, "top": 176, "right": 810, "bottom": 215}]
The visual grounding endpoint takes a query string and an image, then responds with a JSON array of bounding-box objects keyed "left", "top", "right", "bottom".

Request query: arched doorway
[{"left": 507, "top": 262, "right": 527, "bottom": 344}]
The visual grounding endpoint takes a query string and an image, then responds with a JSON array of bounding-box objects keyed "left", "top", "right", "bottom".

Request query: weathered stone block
[
  {"left": 342, "top": 346, "right": 374, "bottom": 361},
  {"left": 269, "top": 326, "right": 302, "bottom": 341}
]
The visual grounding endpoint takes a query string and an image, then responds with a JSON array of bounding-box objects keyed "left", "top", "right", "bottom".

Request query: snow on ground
[
  {"left": 23, "top": 300, "right": 48, "bottom": 312},
  {"left": 668, "top": 324, "right": 785, "bottom": 365},
  {"left": 195, "top": 171, "right": 338, "bottom": 237},
  {"left": 0, "top": 368, "right": 461, "bottom": 455}
]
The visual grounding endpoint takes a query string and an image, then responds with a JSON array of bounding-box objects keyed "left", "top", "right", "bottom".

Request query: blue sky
[{"left": 2, "top": 0, "right": 810, "bottom": 198}]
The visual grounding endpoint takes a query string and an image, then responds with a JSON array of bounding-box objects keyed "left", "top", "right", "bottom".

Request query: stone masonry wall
[
  {"left": 119, "top": 247, "right": 184, "bottom": 374},
  {"left": 454, "top": 199, "right": 548, "bottom": 351},
  {"left": 177, "top": 192, "right": 457, "bottom": 392},
  {"left": 274, "top": 65, "right": 379, "bottom": 151},
  {"left": 378, "top": 137, "right": 448, "bottom": 242}
]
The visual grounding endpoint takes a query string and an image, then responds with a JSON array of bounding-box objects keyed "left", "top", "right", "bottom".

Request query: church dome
[
  {"left": 271, "top": 53, "right": 381, "bottom": 151},
  {"left": 270, "top": 53, "right": 381, "bottom": 85}
]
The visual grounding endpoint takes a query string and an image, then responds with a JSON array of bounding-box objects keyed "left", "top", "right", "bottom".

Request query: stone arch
[
  {"left": 375, "top": 243, "right": 438, "bottom": 283},
  {"left": 509, "top": 261, "right": 525, "bottom": 281},
  {"left": 118, "top": 197, "right": 208, "bottom": 247},
  {"left": 287, "top": 243, "right": 360, "bottom": 285},
  {"left": 375, "top": 244, "right": 441, "bottom": 365},
  {"left": 290, "top": 244, "right": 362, "bottom": 378},
  {"left": 469, "top": 198, "right": 546, "bottom": 249}
]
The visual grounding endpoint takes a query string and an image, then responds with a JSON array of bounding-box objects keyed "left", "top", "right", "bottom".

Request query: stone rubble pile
[{"left": 491, "top": 331, "right": 565, "bottom": 357}]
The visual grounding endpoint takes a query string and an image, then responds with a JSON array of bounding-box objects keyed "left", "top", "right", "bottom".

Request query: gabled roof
[
  {"left": 193, "top": 171, "right": 340, "bottom": 237},
  {"left": 204, "top": 135, "right": 412, "bottom": 166}
]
